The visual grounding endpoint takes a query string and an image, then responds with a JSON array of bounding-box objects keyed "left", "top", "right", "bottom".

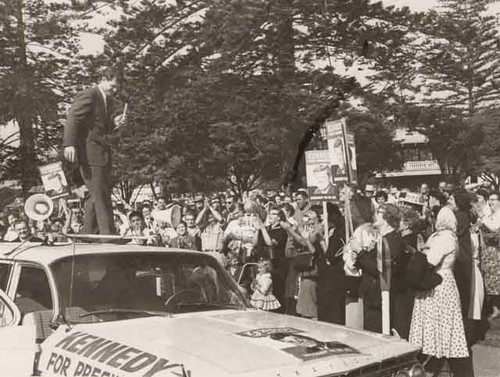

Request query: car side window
[
  {"left": 0, "top": 263, "right": 11, "bottom": 291},
  {"left": 14, "top": 266, "right": 53, "bottom": 316}
]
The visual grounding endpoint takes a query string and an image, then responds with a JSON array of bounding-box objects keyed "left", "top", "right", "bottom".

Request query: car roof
[{"left": 0, "top": 242, "right": 204, "bottom": 267}]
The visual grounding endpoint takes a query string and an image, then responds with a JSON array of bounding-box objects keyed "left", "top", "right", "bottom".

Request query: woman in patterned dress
[
  {"left": 409, "top": 206, "right": 469, "bottom": 376},
  {"left": 477, "top": 191, "right": 500, "bottom": 319}
]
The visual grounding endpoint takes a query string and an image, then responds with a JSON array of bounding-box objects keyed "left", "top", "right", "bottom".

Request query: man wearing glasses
[{"left": 224, "top": 194, "right": 238, "bottom": 223}]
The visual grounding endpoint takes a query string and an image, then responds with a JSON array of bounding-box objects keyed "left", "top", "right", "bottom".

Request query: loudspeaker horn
[
  {"left": 24, "top": 193, "right": 54, "bottom": 222},
  {"left": 151, "top": 204, "right": 182, "bottom": 228}
]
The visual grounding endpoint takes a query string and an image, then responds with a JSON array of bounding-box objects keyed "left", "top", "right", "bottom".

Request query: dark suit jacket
[
  {"left": 317, "top": 226, "right": 346, "bottom": 294},
  {"left": 64, "top": 86, "right": 114, "bottom": 167},
  {"left": 356, "top": 230, "right": 406, "bottom": 306}
]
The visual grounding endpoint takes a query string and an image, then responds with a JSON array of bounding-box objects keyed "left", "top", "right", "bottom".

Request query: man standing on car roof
[{"left": 63, "top": 68, "right": 126, "bottom": 235}]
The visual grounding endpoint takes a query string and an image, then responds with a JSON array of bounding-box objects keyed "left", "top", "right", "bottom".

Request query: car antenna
[{"left": 65, "top": 240, "right": 77, "bottom": 332}]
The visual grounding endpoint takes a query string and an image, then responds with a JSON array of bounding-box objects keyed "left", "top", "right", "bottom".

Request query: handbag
[{"left": 406, "top": 251, "right": 442, "bottom": 291}]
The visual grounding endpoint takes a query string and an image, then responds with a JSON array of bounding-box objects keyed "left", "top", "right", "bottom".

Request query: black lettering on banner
[
  {"left": 90, "top": 342, "right": 127, "bottom": 362},
  {"left": 80, "top": 339, "right": 112, "bottom": 358},
  {"left": 121, "top": 353, "right": 157, "bottom": 373},
  {"left": 107, "top": 347, "right": 142, "bottom": 368},
  {"left": 143, "top": 359, "right": 181, "bottom": 377},
  {"left": 47, "top": 352, "right": 58, "bottom": 369},
  {"left": 50, "top": 332, "right": 186, "bottom": 377},
  {"left": 82, "top": 364, "right": 92, "bottom": 377},
  {"left": 67, "top": 335, "right": 99, "bottom": 354},
  {"left": 90, "top": 366, "right": 101, "bottom": 377},
  {"left": 74, "top": 361, "right": 85, "bottom": 377},
  {"left": 45, "top": 352, "right": 72, "bottom": 376},
  {"left": 55, "top": 332, "right": 85, "bottom": 350},
  {"left": 60, "top": 356, "right": 71, "bottom": 376}
]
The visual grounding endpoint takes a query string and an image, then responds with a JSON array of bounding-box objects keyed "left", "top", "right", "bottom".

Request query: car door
[{"left": 0, "top": 288, "right": 37, "bottom": 376}]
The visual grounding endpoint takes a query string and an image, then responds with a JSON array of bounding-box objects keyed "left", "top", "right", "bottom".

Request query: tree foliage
[
  {"left": 0, "top": 0, "right": 90, "bottom": 194},
  {"left": 105, "top": 0, "right": 415, "bottom": 195}
]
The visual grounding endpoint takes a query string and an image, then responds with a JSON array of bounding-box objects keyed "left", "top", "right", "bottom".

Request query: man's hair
[
  {"left": 128, "top": 211, "right": 143, "bottom": 221},
  {"left": 375, "top": 191, "right": 388, "bottom": 201},
  {"left": 268, "top": 205, "right": 286, "bottom": 222},
  {"left": 296, "top": 190, "right": 309, "bottom": 199},
  {"left": 184, "top": 210, "right": 196, "bottom": 219},
  {"left": 101, "top": 67, "right": 118, "bottom": 81}
]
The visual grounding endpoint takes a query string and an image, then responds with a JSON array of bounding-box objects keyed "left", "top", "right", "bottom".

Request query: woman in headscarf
[{"left": 409, "top": 207, "right": 470, "bottom": 377}]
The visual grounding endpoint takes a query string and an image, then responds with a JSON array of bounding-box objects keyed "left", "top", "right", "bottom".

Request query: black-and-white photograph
[{"left": 0, "top": 0, "right": 500, "bottom": 375}]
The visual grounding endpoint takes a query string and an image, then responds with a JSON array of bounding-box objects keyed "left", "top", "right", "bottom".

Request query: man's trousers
[{"left": 80, "top": 164, "right": 115, "bottom": 235}]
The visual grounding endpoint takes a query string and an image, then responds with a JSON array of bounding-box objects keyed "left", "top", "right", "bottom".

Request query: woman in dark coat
[
  {"left": 317, "top": 203, "right": 346, "bottom": 325},
  {"left": 447, "top": 189, "right": 477, "bottom": 377},
  {"left": 355, "top": 203, "right": 412, "bottom": 338}
]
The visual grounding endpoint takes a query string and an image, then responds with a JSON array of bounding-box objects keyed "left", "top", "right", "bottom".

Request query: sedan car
[{"left": 0, "top": 242, "right": 424, "bottom": 377}]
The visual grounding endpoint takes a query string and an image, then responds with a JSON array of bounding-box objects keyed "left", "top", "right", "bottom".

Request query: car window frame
[
  {"left": 0, "top": 287, "right": 21, "bottom": 327},
  {"left": 9, "top": 261, "right": 59, "bottom": 323},
  {"left": 0, "top": 260, "right": 14, "bottom": 294}
]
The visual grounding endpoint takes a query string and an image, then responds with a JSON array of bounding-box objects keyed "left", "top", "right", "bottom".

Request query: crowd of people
[{"left": 1, "top": 180, "right": 499, "bottom": 376}]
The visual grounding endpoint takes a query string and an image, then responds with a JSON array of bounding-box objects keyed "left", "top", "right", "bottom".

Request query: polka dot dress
[{"left": 409, "top": 269, "right": 469, "bottom": 358}]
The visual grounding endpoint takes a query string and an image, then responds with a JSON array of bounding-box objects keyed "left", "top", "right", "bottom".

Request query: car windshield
[{"left": 51, "top": 251, "right": 249, "bottom": 323}]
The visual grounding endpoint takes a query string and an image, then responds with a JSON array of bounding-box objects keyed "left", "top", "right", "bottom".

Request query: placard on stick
[
  {"left": 304, "top": 150, "right": 339, "bottom": 203},
  {"left": 325, "top": 119, "right": 358, "bottom": 185},
  {"left": 39, "top": 162, "right": 69, "bottom": 199}
]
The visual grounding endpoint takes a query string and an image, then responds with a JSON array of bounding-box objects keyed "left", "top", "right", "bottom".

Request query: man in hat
[
  {"left": 63, "top": 69, "right": 126, "bottom": 235},
  {"left": 194, "top": 194, "right": 205, "bottom": 216}
]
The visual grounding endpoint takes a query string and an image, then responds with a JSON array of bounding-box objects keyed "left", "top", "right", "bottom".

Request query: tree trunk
[
  {"left": 275, "top": 0, "right": 295, "bottom": 80},
  {"left": 18, "top": 117, "right": 37, "bottom": 195},
  {"left": 15, "top": 0, "right": 37, "bottom": 196}
]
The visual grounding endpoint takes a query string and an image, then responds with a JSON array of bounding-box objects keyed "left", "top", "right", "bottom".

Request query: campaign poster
[
  {"left": 236, "top": 327, "right": 361, "bottom": 361},
  {"left": 304, "top": 150, "right": 339, "bottom": 202},
  {"left": 39, "top": 162, "right": 69, "bottom": 199},
  {"left": 325, "top": 119, "right": 358, "bottom": 185}
]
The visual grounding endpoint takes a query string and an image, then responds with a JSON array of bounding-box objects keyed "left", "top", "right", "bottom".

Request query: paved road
[{"left": 473, "top": 317, "right": 500, "bottom": 377}]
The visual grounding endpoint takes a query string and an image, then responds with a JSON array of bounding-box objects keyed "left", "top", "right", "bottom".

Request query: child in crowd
[{"left": 250, "top": 259, "right": 281, "bottom": 311}]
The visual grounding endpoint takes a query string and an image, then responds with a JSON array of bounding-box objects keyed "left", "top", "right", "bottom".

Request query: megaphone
[
  {"left": 151, "top": 204, "right": 181, "bottom": 228},
  {"left": 24, "top": 194, "right": 54, "bottom": 222}
]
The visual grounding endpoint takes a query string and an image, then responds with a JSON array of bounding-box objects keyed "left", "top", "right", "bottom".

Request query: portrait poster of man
[
  {"left": 304, "top": 150, "right": 339, "bottom": 202},
  {"left": 39, "top": 162, "right": 69, "bottom": 199},
  {"left": 325, "top": 119, "right": 358, "bottom": 185}
]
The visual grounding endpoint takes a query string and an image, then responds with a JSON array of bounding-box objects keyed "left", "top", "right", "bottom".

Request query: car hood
[{"left": 38, "top": 310, "right": 420, "bottom": 377}]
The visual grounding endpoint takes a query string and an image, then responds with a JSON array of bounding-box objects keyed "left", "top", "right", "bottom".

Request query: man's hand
[
  {"left": 114, "top": 114, "right": 127, "bottom": 130},
  {"left": 64, "top": 146, "right": 77, "bottom": 163}
]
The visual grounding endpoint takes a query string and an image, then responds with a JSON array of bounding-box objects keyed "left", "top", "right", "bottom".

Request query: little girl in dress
[{"left": 250, "top": 259, "right": 281, "bottom": 311}]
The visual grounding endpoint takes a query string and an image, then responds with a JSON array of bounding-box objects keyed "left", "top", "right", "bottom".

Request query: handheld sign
[
  {"left": 325, "top": 119, "right": 357, "bottom": 185},
  {"left": 304, "top": 150, "right": 339, "bottom": 203},
  {"left": 39, "top": 162, "right": 69, "bottom": 199}
]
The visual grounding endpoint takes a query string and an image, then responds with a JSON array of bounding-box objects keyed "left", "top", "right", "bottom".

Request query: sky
[{"left": 382, "top": 0, "right": 438, "bottom": 12}]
